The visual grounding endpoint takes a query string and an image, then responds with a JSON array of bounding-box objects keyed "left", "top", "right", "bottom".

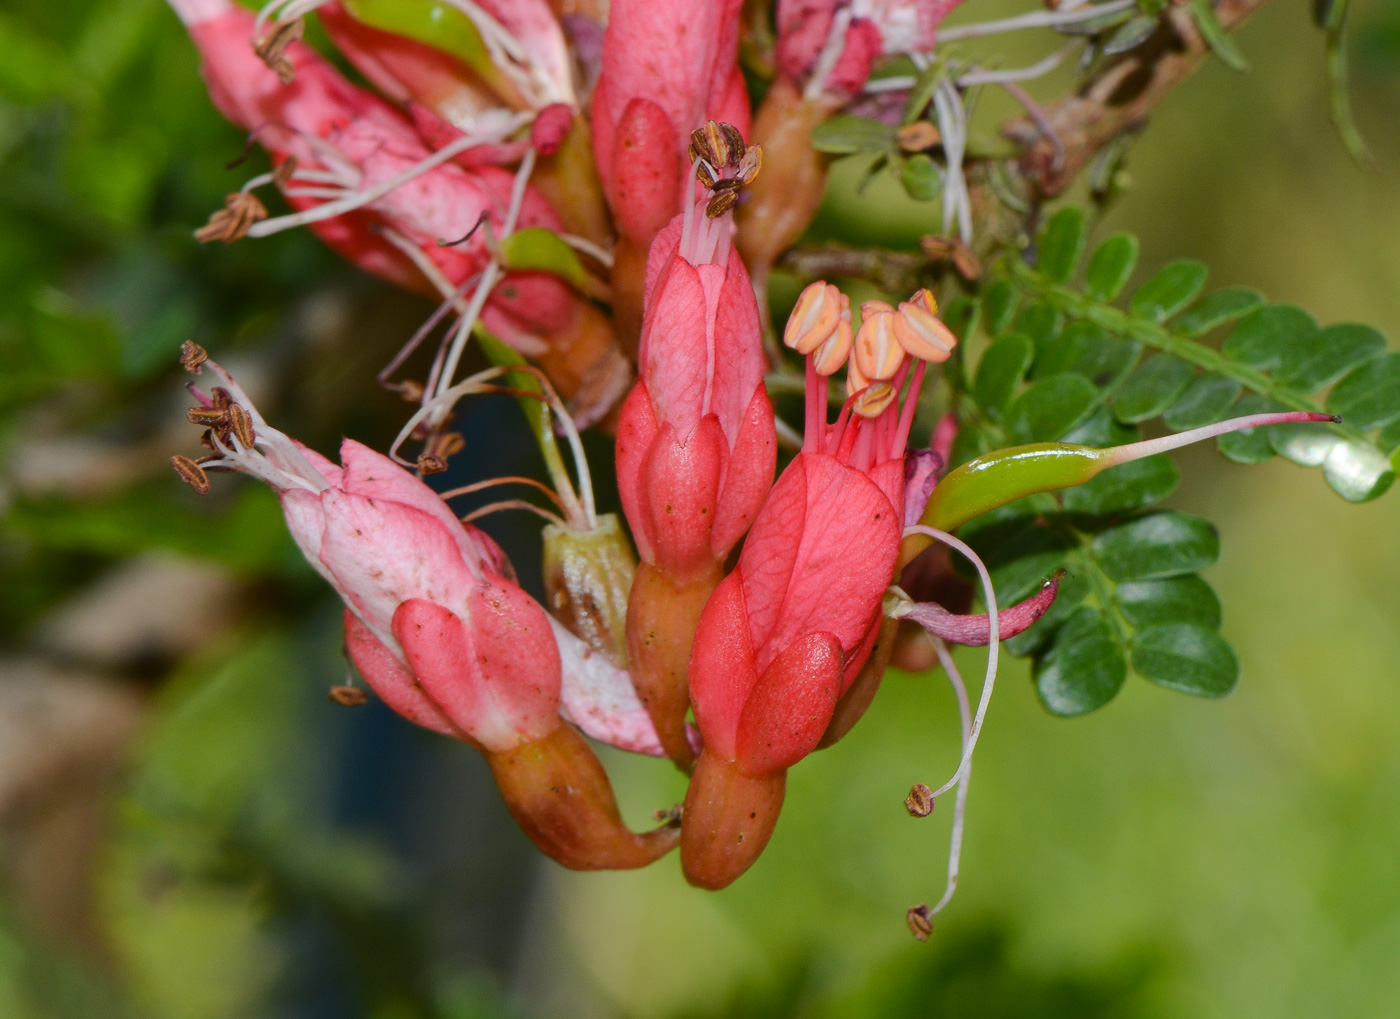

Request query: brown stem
[
  {"left": 486, "top": 724, "right": 679, "bottom": 870},
  {"left": 775, "top": 244, "right": 927, "bottom": 294},
  {"left": 1004, "top": 0, "right": 1277, "bottom": 198}
]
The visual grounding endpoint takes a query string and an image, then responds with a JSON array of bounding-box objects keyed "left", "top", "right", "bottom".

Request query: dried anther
[
  {"left": 187, "top": 406, "right": 229, "bottom": 427},
  {"left": 328, "top": 685, "right": 368, "bottom": 707},
  {"left": 906, "top": 904, "right": 933, "bottom": 941},
  {"left": 897, "top": 121, "right": 942, "bottom": 152},
  {"left": 228, "top": 403, "right": 256, "bottom": 448},
  {"left": 180, "top": 340, "right": 208, "bottom": 374},
  {"left": 171, "top": 455, "right": 211, "bottom": 495},
  {"left": 689, "top": 121, "right": 746, "bottom": 169},
  {"left": 688, "top": 120, "right": 763, "bottom": 217},
  {"left": 704, "top": 184, "right": 742, "bottom": 218},
  {"left": 921, "top": 236, "right": 983, "bottom": 280},
  {"left": 272, "top": 157, "right": 299, "bottom": 188},
  {"left": 905, "top": 782, "right": 936, "bottom": 817},
  {"left": 417, "top": 454, "right": 449, "bottom": 475},
  {"left": 653, "top": 803, "right": 684, "bottom": 825},
  {"left": 195, "top": 191, "right": 269, "bottom": 244},
  {"left": 254, "top": 18, "right": 303, "bottom": 85}
]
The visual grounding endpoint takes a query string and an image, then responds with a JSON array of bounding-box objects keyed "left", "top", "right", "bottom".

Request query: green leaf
[
  {"left": 976, "top": 519, "right": 1073, "bottom": 604},
  {"left": 1038, "top": 208, "right": 1088, "bottom": 284},
  {"left": 498, "top": 227, "right": 592, "bottom": 292},
  {"left": 1221, "top": 305, "right": 1317, "bottom": 370},
  {"left": 1014, "top": 302, "right": 1063, "bottom": 348},
  {"left": 810, "top": 115, "right": 892, "bottom": 154},
  {"left": 1377, "top": 416, "right": 1400, "bottom": 455},
  {"left": 1132, "top": 623, "right": 1239, "bottom": 697},
  {"left": 1037, "top": 322, "right": 1140, "bottom": 386},
  {"left": 1327, "top": 352, "right": 1400, "bottom": 430},
  {"left": 1090, "top": 512, "right": 1220, "bottom": 582},
  {"left": 1171, "top": 287, "right": 1265, "bottom": 337},
  {"left": 1062, "top": 455, "right": 1180, "bottom": 515},
  {"left": 1005, "top": 373, "right": 1099, "bottom": 443},
  {"left": 982, "top": 279, "right": 1019, "bottom": 336},
  {"left": 900, "top": 154, "right": 940, "bottom": 200},
  {"left": 1082, "top": 233, "right": 1139, "bottom": 302},
  {"left": 1103, "top": 14, "right": 1160, "bottom": 54},
  {"left": 1216, "top": 394, "right": 1283, "bottom": 464},
  {"left": 1268, "top": 419, "right": 1338, "bottom": 467},
  {"left": 1162, "top": 375, "right": 1240, "bottom": 430},
  {"left": 1034, "top": 607, "right": 1127, "bottom": 716},
  {"left": 1129, "top": 259, "right": 1208, "bottom": 323},
  {"left": 974, "top": 332, "right": 1036, "bottom": 414},
  {"left": 1191, "top": 0, "right": 1250, "bottom": 71},
  {"left": 1116, "top": 576, "right": 1222, "bottom": 629},
  {"left": 1112, "top": 356, "right": 1196, "bottom": 423},
  {"left": 1275, "top": 322, "right": 1386, "bottom": 391},
  {"left": 1062, "top": 407, "right": 1140, "bottom": 447},
  {"left": 1322, "top": 438, "right": 1397, "bottom": 502}
]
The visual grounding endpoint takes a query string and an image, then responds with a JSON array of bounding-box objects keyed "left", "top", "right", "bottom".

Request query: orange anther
[
  {"left": 893, "top": 302, "right": 958, "bottom": 363},
  {"left": 853, "top": 381, "right": 896, "bottom": 418},
  {"left": 784, "top": 281, "right": 844, "bottom": 354},
  {"left": 811, "top": 318, "right": 852, "bottom": 376},
  {"left": 853, "top": 309, "right": 904, "bottom": 382}
]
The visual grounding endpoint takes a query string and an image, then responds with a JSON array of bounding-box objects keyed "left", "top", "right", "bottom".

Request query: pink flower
[
  {"left": 167, "top": 0, "right": 576, "bottom": 357},
  {"left": 614, "top": 187, "right": 776, "bottom": 583},
  {"left": 591, "top": 0, "right": 751, "bottom": 250},
  {"left": 775, "top": 0, "right": 968, "bottom": 97}
]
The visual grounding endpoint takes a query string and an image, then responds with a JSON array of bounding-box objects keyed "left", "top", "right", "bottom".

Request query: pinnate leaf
[
  {"left": 1113, "top": 356, "right": 1196, "bottom": 423},
  {"left": 1062, "top": 455, "right": 1180, "bottom": 516},
  {"left": 1132, "top": 623, "right": 1239, "bottom": 697},
  {"left": 1163, "top": 375, "right": 1240, "bottom": 430},
  {"left": 1172, "top": 287, "right": 1265, "bottom": 337},
  {"left": 1222, "top": 305, "right": 1317, "bottom": 370},
  {"left": 1216, "top": 394, "right": 1283, "bottom": 464},
  {"left": 974, "top": 333, "right": 1035, "bottom": 413},
  {"left": 810, "top": 115, "right": 891, "bottom": 153},
  {"left": 1115, "top": 576, "right": 1222, "bottom": 630},
  {"left": 1005, "top": 373, "right": 1099, "bottom": 442},
  {"left": 983, "top": 279, "right": 1019, "bottom": 335},
  {"left": 1328, "top": 351, "right": 1400, "bottom": 430},
  {"left": 1083, "top": 233, "right": 1138, "bottom": 302},
  {"left": 1034, "top": 607, "right": 1127, "bottom": 716},
  {"left": 1090, "top": 512, "right": 1219, "bottom": 582},
  {"left": 1130, "top": 259, "right": 1208, "bottom": 323},
  {"left": 1322, "top": 438, "right": 1396, "bottom": 502},
  {"left": 1276, "top": 323, "right": 1386, "bottom": 391},
  {"left": 1038, "top": 208, "right": 1087, "bottom": 284}
]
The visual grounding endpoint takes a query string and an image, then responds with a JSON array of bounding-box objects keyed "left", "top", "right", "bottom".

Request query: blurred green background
[{"left": 2, "top": 0, "right": 1399, "bottom": 1016}]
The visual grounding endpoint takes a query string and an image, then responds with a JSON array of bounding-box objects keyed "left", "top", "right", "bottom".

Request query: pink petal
[
  {"left": 639, "top": 255, "right": 709, "bottom": 435},
  {"left": 902, "top": 572, "right": 1063, "bottom": 647},
  {"left": 551, "top": 619, "right": 667, "bottom": 757},
  {"left": 689, "top": 570, "right": 759, "bottom": 762},
  {"left": 710, "top": 384, "right": 777, "bottom": 558},
  {"left": 734, "top": 630, "right": 843, "bottom": 775},
  {"left": 343, "top": 609, "right": 457, "bottom": 737},
  {"left": 641, "top": 418, "right": 724, "bottom": 579},
  {"left": 614, "top": 381, "right": 661, "bottom": 564}
]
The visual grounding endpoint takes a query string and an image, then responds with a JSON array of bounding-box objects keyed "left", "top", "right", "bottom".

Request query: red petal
[
  {"left": 611, "top": 97, "right": 681, "bottom": 250},
  {"left": 343, "top": 608, "right": 456, "bottom": 737},
  {"left": 689, "top": 571, "right": 759, "bottom": 762},
  {"left": 642, "top": 418, "right": 724, "bottom": 579},
  {"left": 711, "top": 384, "right": 777, "bottom": 559},
  {"left": 615, "top": 381, "right": 660, "bottom": 563},
  {"left": 734, "top": 631, "right": 843, "bottom": 774}
]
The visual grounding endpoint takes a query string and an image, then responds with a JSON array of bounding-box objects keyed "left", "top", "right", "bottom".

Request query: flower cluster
[{"left": 165, "top": 0, "right": 1338, "bottom": 932}]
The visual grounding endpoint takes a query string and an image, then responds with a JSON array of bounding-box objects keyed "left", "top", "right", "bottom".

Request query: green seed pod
[{"left": 542, "top": 513, "right": 636, "bottom": 668}]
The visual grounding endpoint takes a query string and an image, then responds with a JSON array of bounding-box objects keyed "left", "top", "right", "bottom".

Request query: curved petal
[
  {"left": 551, "top": 619, "right": 666, "bottom": 757},
  {"left": 642, "top": 418, "right": 724, "bottom": 579},
  {"left": 902, "top": 572, "right": 1063, "bottom": 647},
  {"left": 734, "top": 630, "right": 843, "bottom": 774},
  {"left": 343, "top": 609, "right": 457, "bottom": 737},
  {"left": 689, "top": 570, "right": 759, "bottom": 762}
]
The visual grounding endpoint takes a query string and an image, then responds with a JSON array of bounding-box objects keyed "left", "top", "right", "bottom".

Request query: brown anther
[
  {"left": 272, "top": 156, "right": 299, "bottom": 188},
  {"left": 695, "top": 160, "right": 718, "bottom": 189},
  {"left": 396, "top": 379, "right": 425, "bottom": 402},
  {"left": 253, "top": 18, "right": 303, "bottom": 85},
  {"left": 897, "top": 121, "right": 942, "bottom": 152},
  {"left": 227, "top": 403, "right": 256, "bottom": 448},
  {"left": 907, "top": 904, "right": 933, "bottom": 941},
  {"left": 328, "top": 685, "right": 368, "bottom": 707},
  {"left": 171, "top": 455, "right": 211, "bottom": 495},
  {"left": 736, "top": 144, "right": 763, "bottom": 186},
  {"left": 432, "top": 432, "right": 466, "bottom": 459},
  {"left": 905, "top": 782, "right": 936, "bottom": 817},
  {"left": 921, "top": 236, "right": 983, "bottom": 280},
  {"left": 705, "top": 186, "right": 741, "bottom": 219},
  {"left": 194, "top": 191, "right": 268, "bottom": 244},
  {"left": 689, "top": 120, "right": 745, "bottom": 169},
  {"left": 187, "top": 406, "right": 229, "bottom": 427},
  {"left": 199, "top": 429, "right": 217, "bottom": 451},
  {"left": 179, "top": 340, "right": 208, "bottom": 374},
  {"left": 417, "top": 454, "right": 449, "bottom": 475},
  {"left": 209, "top": 387, "right": 233, "bottom": 409}
]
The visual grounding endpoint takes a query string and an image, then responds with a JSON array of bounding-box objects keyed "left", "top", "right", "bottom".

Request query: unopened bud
[
  {"left": 905, "top": 782, "right": 935, "bottom": 817},
  {"left": 893, "top": 303, "right": 958, "bottom": 364},
  {"left": 784, "top": 281, "right": 843, "bottom": 354},
  {"left": 907, "top": 904, "right": 933, "bottom": 941},
  {"left": 854, "top": 310, "right": 904, "bottom": 382}
]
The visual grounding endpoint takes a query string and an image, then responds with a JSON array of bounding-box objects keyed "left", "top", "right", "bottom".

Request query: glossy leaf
[
  {"left": 1034, "top": 607, "right": 1127, "bottom": 716},
  {"left": 1322, "top": 438, "right": 1397, "bottom": 502},
  {"left": 1115, "top": 576, "right": 1222, "bottom": 630},
  {"left": 1268, "top": 419, "right": 1339, "bottom": 467},
  {"left": 1090, "top": 512, "right": 1219, "bottom": 582},
  {"left": 1275, "top": 323, "right": 1386, "bottom": 391},
  {"left": 810, "top": 115, "right": 892, "bottom": 154},
  {"left": 1172, "top": 287, "right": 1265, "bottom": 337},
  {"left": 978, "top": 520, "right": 1073, "bottom": 605},
  {"left": 1113, "top": 356, "right": 1196, "bottom": 423},
  {"left": 1222, "top": 305, "right": 1317, "bottom": 370},
  {"left": 1162, "top": 375, "right": 1241, "bottom": 430},
  {"left": 1328, "top": 352, "right": 1400, "bottom": 430},
  {"left": 1005, "top": 373, "right": 1099, "bottom": 443},
  {"left": 1062, "top": 455, "right": 1180, "bottom": 516},
  {"left": 982, "top": 279, "right": 1019, "bottom": 336},
  {"left": 974, "top": 333, "right": 1036, "bottom": 414},
  {"left": 1130, "top": 260, "right": 1208, "bottom": 323},
  {"left": 1062, "top": 407, "right": 1139, "bottom": 447},
  {"left": 1132, "top": 623, "right": 1239, "bottom": 697},
  {"left": 1038, "top": 323, "right": 1140, "bottom": 386},
  {"left": 1038, "top": 207, "right": 1087, "bottom": 284},
  {"left": 1014, "top": 302, "right": 1063, "bottom": 348},
  {"left": 1083, "top": 233, "right": 1139, "bottom": 302}
]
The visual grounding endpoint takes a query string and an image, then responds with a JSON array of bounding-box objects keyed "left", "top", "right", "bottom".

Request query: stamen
[
  {"left": 893, "top": 302, "right": 958, "bottom": 363},
  {"left": 171, "top": 455, "right": 211, "bottom": 495},
  {"left": 253, "top": 17, "right": 304, "bottom": 85},
  {"left": 195, "top": 192, "right": 268, "bottom": 244},
  {"left": 180, "top": 340, "right": 208, "bottom": 374},
  {"left": 438, "top": 476, "right": 569, "bottom": 515},
  {"left": 853, "top": 308, "right": 905, "bottom": 383},
  {"left": 461, "top": 499, "right": 567, "bottom": 529},
  {"left": 902, "top": 524, "right": 1001, "bottom": 803},
  {"left": 784, "top": 281, "right": 843, "bottom": 354},
  {"left": 920, "top": 635, "right": 974, "bottom": 922},
  {"left": 934, "top": 0, "right": 1136, "bottom": 42},
  {"left": 1099, "top": 411, "right": 1339, "bottom": 467}
]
